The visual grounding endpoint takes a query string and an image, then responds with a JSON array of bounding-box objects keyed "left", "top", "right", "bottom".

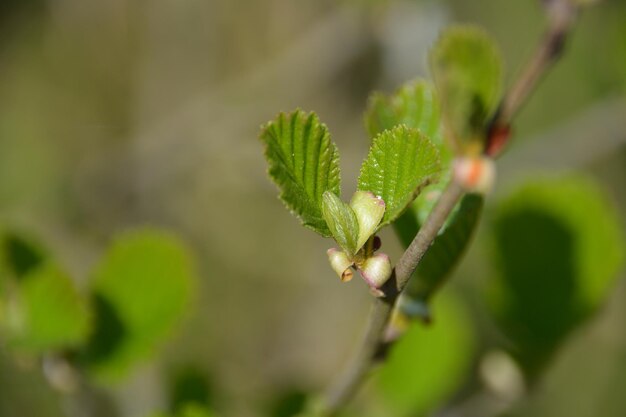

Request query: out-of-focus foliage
[
  {"left": 5, "top": 263, "right": 90, "bottom": 352},
  {"left": 148, "top": 403, "right": 217, "bottom": 417},
  {"left": 0, "top": 231, "right": 89, "bottom": 353},
  {"left": 488, "top": 176, "right": 625, "bottom": 377},
  {"left": 377, "top": 294, "right": 475, "bottom": 416},
  {"left": 169, "top": 366, "right": 214, "bottom": 414},
  {"left": 0, "top": 227, "right": 196, "bottom": 384},
  {"left": 430, "top": 25, "right": 503, "bottom": 154},
  {"left": 266, "top": 389, "right": 308, "bottom": 417},
  {"left": 364, "top": 80, "right": 442, "bottom": 146},
  {"left": 83, "top": 230, "right": 195, "bottom": 381},
  {"left": 0, "top": 231, "right": 46, "bottom": 279}
]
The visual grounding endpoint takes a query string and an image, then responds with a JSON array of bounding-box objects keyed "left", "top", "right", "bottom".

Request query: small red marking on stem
[{"left": 486, "top": 124, "right": 511, "bottom": 157}]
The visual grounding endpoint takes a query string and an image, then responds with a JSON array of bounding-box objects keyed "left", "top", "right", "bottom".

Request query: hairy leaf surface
[
  {"left": 321, "top": 191, "right": 359, "bottom": 256},
  {"left": 358, "top": 125, "right": 440, "bottom": 227},
  {"left": 261, "top": 110, "right": 341, "bottom": 236}
]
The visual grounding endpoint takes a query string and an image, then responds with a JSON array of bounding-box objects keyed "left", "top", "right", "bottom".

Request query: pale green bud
[
  {"left": 350, "top": 191, "right": 385, "bottom": 251},
  {"left": 327, "top": 248, "right": 354, "bottom": 282},
  {"left": 358, "top": 253, "right": 392, "bottom": 297}
]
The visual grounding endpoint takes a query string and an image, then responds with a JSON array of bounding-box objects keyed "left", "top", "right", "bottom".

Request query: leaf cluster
[{"left": 0, "top": 228, "right": 195, "bottom": 383}]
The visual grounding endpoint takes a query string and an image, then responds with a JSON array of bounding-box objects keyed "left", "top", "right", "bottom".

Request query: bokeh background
[{"left": 0, "top": 0, "right": 625, "bottom": 416}]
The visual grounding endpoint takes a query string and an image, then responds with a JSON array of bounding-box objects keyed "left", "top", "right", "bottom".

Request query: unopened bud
[
  {"left": 453, "top": 156, "right": 496, "bottom": 194},
  {"left": 327, "top": 248, "right": 354, "bottom": 282},
  {"left": 372, "top": 236, "right": 382, "bottom": 252},
  {"left": 358, "top": 253, "right": 392, "bottom": 297},
  {"left": 350, "top": 191, "right": 385, "bottom": 251}
]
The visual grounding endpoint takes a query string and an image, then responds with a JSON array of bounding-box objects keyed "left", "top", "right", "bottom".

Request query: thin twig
[
  {"left": 393, "top": 181, "right": 465, "bottom": 292},
  {"left": 487, "top": 0, "right": 577, "bottom": 155},
  {"left": 321, "top": 297, "right": 394, "bottom": 414},
  {"left": 321, "top": 181, "right": 464, "bottom": 415},
  {"left": 319, "top": 1, "right": 581, "bottom": 414}
]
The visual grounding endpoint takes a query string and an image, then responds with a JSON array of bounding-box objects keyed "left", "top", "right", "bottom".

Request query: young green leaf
[
  {"left": 365, "top": 79, "right": 442, "bottom": 143},
  {"left": 260, "top": 110, "right": 341, "bottom": 237},
  {"left": 430, "top": 25, "right": 503, "bottom": 152},
  {"left": 321, "top": 191, "right": 359, "bottom": 256},
  {"left": 488, "top": 176, "right": 625, "bottom": 377},
  {"left": 4, "top": 263, "right": 90, "bottom": 353},
  {"left": 358, "top": 125, "right": 441, "bottom": 227},
  {"left": 83, "top": 229, "right": 195, "bottom": 381}
]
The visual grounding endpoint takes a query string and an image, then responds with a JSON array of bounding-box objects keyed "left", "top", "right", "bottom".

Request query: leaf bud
[
  {"left": 327, "top": 248, "right": 354, "bottom": 282},
  {"left": 350, "top": 191, "right": 385, "bottom": 251},
  {"left": 453, "top": 156, "right": 496, "bottom": 194},
  {"left": 358, "top": 253, "right": 392, "bottom": 297}
]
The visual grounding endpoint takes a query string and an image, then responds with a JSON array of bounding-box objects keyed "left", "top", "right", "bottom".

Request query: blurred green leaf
[
  {"left": 267, "top": 389, "right": 308, "bottom": 417},
  {"left": 488, "top": 176, "right": 625, "bottom": 377},
  {"left": 170, "top": 366, "right": 213, "bottom": 414},
  {"left": 5, "top": 263, "right": 90, "bottom": 353},
  {"left": 377, "top": 294, "right": 475, "bottom": 416},
  {"left": 322, "top": 192, "right": 359, "bottom": 256},
  {"left": 358, "top": 125, "right": 441, "bottom": 227},
  {"left": 364, "top": 78, "right": 453, "bottom": 176},
  {"left": 0, "top": 231, "right": 46, "bottom": 280},
  {"left": 260, "top": 110, "right": 341, "bottom": 237},
  {"left": 83, "top": 229, "right": 195, "bottom": 381},
  {"left": 147, "top": 403, "right": 216, "bottom": 417},
  {"left": 430, "top": 25, "right": 503, "bottom": 152},
  {"left": 400, "top": 194, "right": 483, "bottom": 305},
  {"left": 177, "top": 403, "right": 216, "bottom": 417},
  {"left": 364, "top": 79, "right": 442, "bottom": 142}
]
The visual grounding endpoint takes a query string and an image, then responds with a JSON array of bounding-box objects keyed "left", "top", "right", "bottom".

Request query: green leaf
[
  {"left": 377, "top": 294, "right": 475, "bottom": 416},
  {"left": 267, "top": 390, "right": 308, "bottom": 417},
  {"left": 0, "top": 231, "right": 47, "bottom": 280},
  {"left": 364, "top": 79, "right": 442, "bottom": 142},
  {"left": 488, "top": 176, "right": 625, "bottom": 378},
  {"left": 430, "top": 25, "right": 503, "bottom": 151},
  {"left": 83, "top": 229, "right": 195, "bottom": 381},
  {"left": 177, "top": 404, "right": 216, "bottom": 417},
  {"left": 146, "top": 404, "right": 216, "bottom": 417},
  {"left": 5, "top": 263, "right": 90, "bottom": 353},
  {"left": 364, "top": 79, "right": 453, "bottom": 171},
  {"left": 358, "top": 125, "right": 441, "bottom": 227},
  {"left": 321, "top": 192, "right": 359, "bottom": 256},
  {"left": 260, "top": 110, "right": 341, "bottom": 237},
  {"left": 400, "top": 193, "right": 483, "bottom": 304},
  {"left": 169, "top": 367, "right": 213, "bottom": 414}
]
